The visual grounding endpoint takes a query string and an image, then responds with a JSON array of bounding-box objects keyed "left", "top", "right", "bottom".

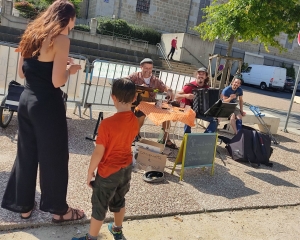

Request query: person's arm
[
  {"left": 238, "top": 95, "right": 246, "bottom": 116},
  {"left": 52, "top": 35, "right": 81, "bottom": 88},
  {"left": 175, "top": 89, "right": 194, "bottom": 101},
  {"left": 87, "top": 144, "right": 105, "bottom": 187},
  {"left": 18, "top": 55, "right": 25, "bottom": 79},
  {"left": 222, "top": 93, "right": 237, "bottom": 103}
]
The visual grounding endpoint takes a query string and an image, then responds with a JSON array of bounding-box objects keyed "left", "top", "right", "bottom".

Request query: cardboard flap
[
  {"left": 136, "top": 148, "right": 167, "bottom": 172},
  {"left": 135, "top": 139, "right": 164, "bottom": 153}
]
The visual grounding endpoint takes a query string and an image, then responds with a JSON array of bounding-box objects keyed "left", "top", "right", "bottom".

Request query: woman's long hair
[{"left": 19, "top": 0, "right": 76, "bottom": 58}]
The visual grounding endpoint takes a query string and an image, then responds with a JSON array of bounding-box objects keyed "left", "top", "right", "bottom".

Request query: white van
[{"left": 241, "top": 64, "right": 286, "bottom": 90}]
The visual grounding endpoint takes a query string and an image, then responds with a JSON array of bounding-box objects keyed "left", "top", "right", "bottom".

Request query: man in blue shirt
[{"left": 221, "top": 75, "right": 246, "bottom": 134}]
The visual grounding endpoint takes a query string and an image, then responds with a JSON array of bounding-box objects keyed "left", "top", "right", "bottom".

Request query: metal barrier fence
[
  {"left": 0, "top": 41, "right": 90, "bottom": 117},
  {"left": 0, "top": 41, "right": 195, "bottom": 120},
  {"left": 83, "top": 59, "right": 194, "bottom": 119}
]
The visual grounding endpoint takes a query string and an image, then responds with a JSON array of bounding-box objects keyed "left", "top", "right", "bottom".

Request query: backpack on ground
[{"left": 219, "top": 127, "right": 273, "bottom": 167}]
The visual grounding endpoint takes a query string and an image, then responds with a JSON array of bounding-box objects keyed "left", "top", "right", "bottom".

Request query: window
[
  {"left": 196, "top": 0, "right": 210, "bottom": 25},
  {"left": 136, "top": 0, "right": 150, "bottom": 14},
  {"left": 285, "top": 37, "right": 293, "bottom": 49}
]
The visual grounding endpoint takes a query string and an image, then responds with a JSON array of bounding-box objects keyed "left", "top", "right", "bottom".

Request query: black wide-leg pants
[{"left": 1, "top": 88, "right": 69, "bottom": 215}]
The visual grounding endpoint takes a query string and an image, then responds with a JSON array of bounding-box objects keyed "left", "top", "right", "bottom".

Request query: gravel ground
[{"left": 0, "top": 90, "right": 300, "bottom": 232}]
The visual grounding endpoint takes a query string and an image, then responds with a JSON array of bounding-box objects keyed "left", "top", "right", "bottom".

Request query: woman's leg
[
  {"left": 29, "top": 92, "right": 69, "bottom": 215},
  {"left": 1, "top": 92, "right": 38, "bottom": 214}
]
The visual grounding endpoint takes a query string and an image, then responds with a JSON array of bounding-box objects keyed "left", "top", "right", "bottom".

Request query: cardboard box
[
  {"left": 136, "top": 148, "right": 167, "bottom": 172},
  {"left": 135, "top": 139, "right": 164, "bottom": 153}
]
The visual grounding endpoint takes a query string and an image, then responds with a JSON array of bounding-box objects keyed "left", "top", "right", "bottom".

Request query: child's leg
[
  {"left": 89, "top": 217, "right": 104, "bottom": 237},
  {"left": 113, "top": 206, "right": 125, "bottom": 227},
  {"left": 108, "top": 165, "right": 133, "bottom": 235}
]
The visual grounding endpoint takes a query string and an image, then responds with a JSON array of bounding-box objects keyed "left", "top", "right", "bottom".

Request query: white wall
[
  {"left": 244, "top": 52, "right": 264, "bottom": 65},
  {"left": 181, "top": 33, "right": 215, "bottom": 68},
  {"left": 160, "top": 33, "right": 185, "bottom": 61}
]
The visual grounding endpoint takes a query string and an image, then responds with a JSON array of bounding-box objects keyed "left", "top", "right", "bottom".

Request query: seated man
[
  {"left": 221, "top": 75, "right": 246, "bottom": 134},
  {"left": 128, "top": 58, "right": 177, "bottom": 149},
  {"left": 175, "top": 67, "right": 217, "bottom": 133}
]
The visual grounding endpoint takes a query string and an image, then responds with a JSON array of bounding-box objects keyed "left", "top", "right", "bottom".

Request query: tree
[
  {"left": 194, "top": 0, "right": 300, "bottom": 88},
  {"left": 14, "top": 0, "right": 81, "bottom": 20}
]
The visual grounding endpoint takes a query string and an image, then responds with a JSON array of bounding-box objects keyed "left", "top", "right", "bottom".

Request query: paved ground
[{"left": 0, "top": 87, "right": 300, "bottom": 239}]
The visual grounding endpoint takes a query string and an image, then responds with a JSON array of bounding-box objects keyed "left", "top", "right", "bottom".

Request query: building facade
[{"left": 79, "top": 0, "right": 210, "bottom": 34}]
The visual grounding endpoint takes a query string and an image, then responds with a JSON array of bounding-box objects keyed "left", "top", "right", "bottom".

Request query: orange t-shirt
[{"left": 96, "top": 111, "right": 139, "bottom": 178}]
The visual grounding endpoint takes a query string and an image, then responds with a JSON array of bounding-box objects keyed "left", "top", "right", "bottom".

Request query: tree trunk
[{"left": 219, "top": 34, "right": 235, "bottom": 89}]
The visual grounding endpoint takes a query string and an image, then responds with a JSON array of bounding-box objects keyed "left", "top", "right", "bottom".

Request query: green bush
[
  {"left": 282, "top": 63, "right": 296, "bottom": 79},
  {"left": 129, "top": 24, "right": 161, "bottom": 45},
  {"left": 95, "top": 17, "right": 161, "bottom": 45},
  {"left": 74, "top": 24, "right": 90, "bottom": 32},
  {"left": 14, "top": 0, "right": 81, "bottom": 20}
]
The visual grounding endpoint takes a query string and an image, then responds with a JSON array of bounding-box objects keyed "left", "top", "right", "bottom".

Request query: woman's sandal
[
  {"left": 52, "top": 207, "right": 85, "bottom": 223},
  {"left": 158, "top": 139, "right": 178, "bottom": 149},
  {"left": 165, "top": 140, "right": 178, "bottom": 149},
  {"left": 20, "top": 201, "right": 37, "bottom": 220}
]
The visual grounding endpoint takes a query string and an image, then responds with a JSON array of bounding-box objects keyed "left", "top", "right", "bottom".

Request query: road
[{"left": 241, "top": 85, "right": 300, "bottom": 130}]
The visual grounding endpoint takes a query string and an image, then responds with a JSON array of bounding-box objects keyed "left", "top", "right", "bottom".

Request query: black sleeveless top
[{"left": 22, "top": 58, "right": 58, "bottom": 92}]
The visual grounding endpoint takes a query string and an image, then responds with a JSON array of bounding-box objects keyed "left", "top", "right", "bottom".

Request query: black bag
[
  {"left": 5, "top": 80, "right": 25, "bottom": 111},
  {"left": 192, "top": 88, "right": 220, "bottom": 118},
  {"left": 221, "top": 128, "right": 273, "bottom": 167}
]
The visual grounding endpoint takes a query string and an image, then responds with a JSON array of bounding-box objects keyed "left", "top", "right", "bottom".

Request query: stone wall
[{"left": 85, "top": 0, "right": 201, "bottom": 33}]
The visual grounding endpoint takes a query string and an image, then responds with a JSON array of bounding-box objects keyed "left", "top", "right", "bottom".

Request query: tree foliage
[
  {"left": 194, "top": 0, "right": 300, "bottom": 52},
  {"left": 14, "top": 0, "right": 81, "bottom": 20}
]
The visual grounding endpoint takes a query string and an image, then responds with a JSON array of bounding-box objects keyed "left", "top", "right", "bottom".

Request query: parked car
[
  {"left": 283, "top": 77, "right": 295, "bottom": 92},
  {"left": 241, "top": 65, "right": 286, "bottom": 91},
  {"left": 283, "top": 77, "right": 300, "bottom": 92}
]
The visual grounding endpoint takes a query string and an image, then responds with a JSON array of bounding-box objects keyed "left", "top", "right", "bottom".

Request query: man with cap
[
  {"left": 128, "top": 58, "right": 177, "bottom": 149},
  {"left": 221, "top": 75, "right": 246, "bottom": 134},
  {"left": 175, "top": 67, "right": 212, "bottom": 134}
]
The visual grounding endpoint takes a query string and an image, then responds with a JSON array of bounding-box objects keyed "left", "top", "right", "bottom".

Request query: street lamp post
[
  {"left": 283, "top": 31, "right": 300, "bottom": 132},
  {"left": 112, "top": 14, "right": 115, "bottom": 39}
]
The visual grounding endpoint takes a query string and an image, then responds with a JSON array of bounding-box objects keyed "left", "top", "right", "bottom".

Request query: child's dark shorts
[{"left": 91, "top": 164, "right": 133, "bottom": 221}]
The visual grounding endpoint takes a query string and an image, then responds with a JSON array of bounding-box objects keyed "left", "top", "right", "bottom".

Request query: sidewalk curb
[{"left": 1, "top": 203, "right": 299, "bottom": 231}]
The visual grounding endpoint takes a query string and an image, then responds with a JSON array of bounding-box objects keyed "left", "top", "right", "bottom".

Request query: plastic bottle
[{"left": 158, "top": 128, "right": 165, "bottom": 143}]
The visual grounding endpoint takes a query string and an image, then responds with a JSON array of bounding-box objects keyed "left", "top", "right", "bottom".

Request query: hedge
[{"left": 95, "top": 17, "right": 161, "bottom": 45}]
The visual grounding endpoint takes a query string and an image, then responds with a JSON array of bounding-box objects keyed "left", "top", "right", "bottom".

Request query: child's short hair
[{"left": 112, "top": 78, "right": 136, "bottom": 103}]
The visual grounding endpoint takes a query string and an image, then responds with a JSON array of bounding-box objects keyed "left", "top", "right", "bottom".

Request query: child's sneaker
[
  {"left": 71, "top": 234, "right": 88, "bottom": 240},
  {"left": 108, "top": 222, "right": 124, "bottom": 240}
]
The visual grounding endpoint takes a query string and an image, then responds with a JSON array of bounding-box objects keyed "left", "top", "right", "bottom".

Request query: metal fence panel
[
  {"left": 0, "top": 41, "right": 90, "bottom": 117},
  {"left": 84, "top": 59, "right": 194, "bottom": 116}
]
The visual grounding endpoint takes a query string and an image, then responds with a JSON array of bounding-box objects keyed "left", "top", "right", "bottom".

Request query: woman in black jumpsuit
[{"left": 1, "top": 0, "right": 85, "bottom": 222}]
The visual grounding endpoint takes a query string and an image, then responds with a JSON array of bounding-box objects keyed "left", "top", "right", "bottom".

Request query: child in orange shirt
[{"left": 72, "top": 78, "right": 139, "bottom": 240}]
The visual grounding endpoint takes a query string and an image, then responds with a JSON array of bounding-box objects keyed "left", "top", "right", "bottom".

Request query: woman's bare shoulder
[{"left": 53, "top": 35, "right": 70, "bottom": 47}]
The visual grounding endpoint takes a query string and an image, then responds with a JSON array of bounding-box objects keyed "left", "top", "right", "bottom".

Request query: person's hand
[
  {"left": 229, "top": 94, "right": 237, "bottom": 100},
  {"left": 186, "top": 94, "right": 195, "bottom": 100},
  {"left": 67, "top": 64, "right": 81, "bottom": 75},
  {"left": 87, "top": 171, "right": 95, "bottom": 188},
  {"left": 67, "top": 57, "right": 75, "bottom": 65},
  {"left": 241, "top": 111, "right": 246, "bottom": 116},
  {"left": 167, "top": 89, "right": 175, "bottom": 101}
]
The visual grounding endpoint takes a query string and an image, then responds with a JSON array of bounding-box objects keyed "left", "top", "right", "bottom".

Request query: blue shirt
[{"left": 222, "top": 86, "right": 243, "bottom": 103}]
